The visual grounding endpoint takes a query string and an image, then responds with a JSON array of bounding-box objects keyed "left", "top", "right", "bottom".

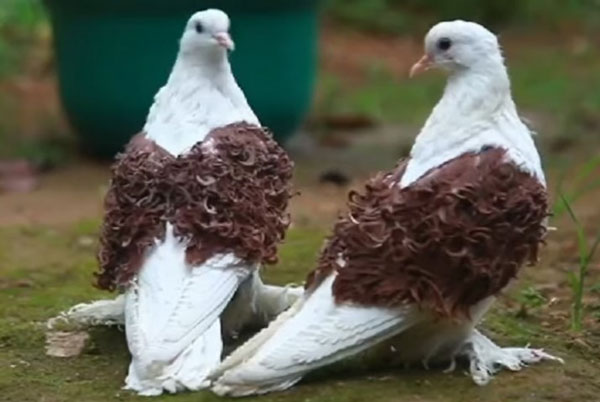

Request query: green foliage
[
  {"left": 554, "top": 155, "right": 600, "bottom": 218},
  {"left": 326, "top": 0, "right": 600, "bottom": 33},
  {"left": 0, "top": 0, "right": 44, "bottom": 28},
  {"left": 0, "top": 123, "right": 74, "bottom": 169},
  {"left": 326, "top": 0, "right": 411, "bottom": 34},
  {"left": 518, "top": 286, "right": 548, "bottom": 310},
  {"left": 403, "top": 0, "right": 522, "bottom": 27},
  {"left": 518, "top": 0, "right": 600, "bottom": 29},
  {"left": 14, "top": 137, "right": 73, "bottom": 169},
  {"left": 0, "top": 0, "right": 70, "bottom": 166},
  {"left": 559, "top": 193, "right": 600, "bottom": 332},
  {"left": 0, "top": 0, "right": 46, "bottom": 77},
  {"left": 316, "top": 45, "right": 600, "bottom": 149}
]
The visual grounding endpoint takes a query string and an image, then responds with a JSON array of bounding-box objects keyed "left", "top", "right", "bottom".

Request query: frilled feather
[
  {"left": 96, "top": 123, "right": 294, "bottom": 291},
  {"left": 306, "top": 147, "right": 547, "bottom": 317}
]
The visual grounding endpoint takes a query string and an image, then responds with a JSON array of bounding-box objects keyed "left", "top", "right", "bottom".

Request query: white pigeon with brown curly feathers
[
  {"left": 48, "top": 9, "right": 301, "bottom": 396},
  {"left": 209, "top": 21, "right": 563, "bottom": 397}
]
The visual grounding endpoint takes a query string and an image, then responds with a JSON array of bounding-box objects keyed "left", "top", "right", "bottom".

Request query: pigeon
[
  {"left": 48, "top": 9, "right": 301, "bottom": 396},
  {"left": 209, "top": 20, "right": 563, "bottom": 397}
]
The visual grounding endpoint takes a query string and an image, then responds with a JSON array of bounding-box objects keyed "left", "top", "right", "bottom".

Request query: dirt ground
[
  {"left": 1, "top": 126, "right": 600, "bottom": 401},
  {"left": 1, "top": 23, "right": 600, "bottom": 402}
]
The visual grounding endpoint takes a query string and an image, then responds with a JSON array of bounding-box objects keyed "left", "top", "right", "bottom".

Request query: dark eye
[
  {"left": 438, "top": 37, "right": 452, "bottom": 51},
  {"left": 195, "top": 22, "right": 204, "bottom": 34}
]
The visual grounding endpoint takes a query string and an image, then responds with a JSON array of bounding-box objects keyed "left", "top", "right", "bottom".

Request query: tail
[
  {"left": 210, "top": 274, "right": 421, "bottom": 396},
  {"left": 123, "top": 226, "right": 251, "bottom": 395},
  {"left": 125, "top": 318, "right": 223, "bottom": 395}
]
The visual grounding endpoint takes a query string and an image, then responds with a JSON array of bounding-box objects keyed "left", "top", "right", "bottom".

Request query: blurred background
[
  {"left": 1, "top": 1, "right": 599, "bottom": 401},
  {"left": 0, "top": 0, "right": 599, "bottom": 191},
  {"left": 0, "top": 0, "right": 599, "bottom": 171}
]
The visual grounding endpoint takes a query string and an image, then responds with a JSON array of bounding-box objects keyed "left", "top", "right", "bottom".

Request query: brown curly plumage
[
  {"left": 306, "top": 147, "right": 548, "bottom": 317},
  {"left": 96, "top": 123, "right": 294, "bottom": 291}
]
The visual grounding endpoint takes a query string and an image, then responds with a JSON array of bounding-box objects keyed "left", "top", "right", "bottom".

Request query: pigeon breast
[
  {"left": 306, "top": 147, "right": 548, "bottom": 317},
  {"left": 96, "top": 122, "right": 293, "bottom": 291}
]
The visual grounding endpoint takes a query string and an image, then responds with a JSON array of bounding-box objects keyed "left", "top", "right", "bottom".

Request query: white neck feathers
[
  {"left": 143, "top": 51, "right": 259, "bottom": 156},
  {"left": 400, "top": 62, "right": 545, "bottom": 187}
]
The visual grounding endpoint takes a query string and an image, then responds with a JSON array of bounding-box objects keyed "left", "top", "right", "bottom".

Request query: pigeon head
[
  {"left": 404, "top": 20, "right": 545, "bottom": 189},
  {"left": 410, "top": 21, "right": 502, "bottom": 77},
  {"left": 143, "top": 8, "right": 259, "bottom": 156},
  {"left": 179, "top": 9, "right": 234, "bottom": 58}
]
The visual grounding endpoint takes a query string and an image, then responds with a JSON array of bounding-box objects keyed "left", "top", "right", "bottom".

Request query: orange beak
[{"left": 409, "top": 54, "right": 433, "bottom": 78}]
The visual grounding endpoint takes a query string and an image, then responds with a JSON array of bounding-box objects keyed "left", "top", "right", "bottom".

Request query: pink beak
[
  {"left": 409, "top": 54, "right": 433, "bottom": 78},
  {"left": 213, "top": 32, "right": 235, "bottom": 51}
]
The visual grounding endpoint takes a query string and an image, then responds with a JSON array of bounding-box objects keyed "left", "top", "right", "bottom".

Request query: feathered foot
[
  {"left": 460, "top": 329, "right": 564, "bottom": 386},
  {"left": 47, "top": 295, "right": 125, "bottom": 330}
]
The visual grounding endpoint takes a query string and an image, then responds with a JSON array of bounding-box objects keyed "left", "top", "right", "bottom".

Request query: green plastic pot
[{"left": 43, "top": 0, "right": 319, "bottom": 157}]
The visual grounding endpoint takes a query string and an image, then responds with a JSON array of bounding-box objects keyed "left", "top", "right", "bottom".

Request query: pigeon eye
[
  {"left": 195, "top": 22, "right": 204, "bottom": 34},
  {"left": 438, "top": 37, "right": 452, "bottom": 51}
]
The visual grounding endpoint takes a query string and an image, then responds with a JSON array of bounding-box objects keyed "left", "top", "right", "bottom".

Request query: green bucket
[{"left": 43, "top": 0, "right": 320, "bottom": 157}]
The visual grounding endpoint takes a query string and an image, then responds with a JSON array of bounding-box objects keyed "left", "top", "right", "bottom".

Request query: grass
[
  {"left": 553, "top": 155, "right": 600, "bottom": 218},
  {"left": 516, "top": 286, "right": 547, "bottom": 315},
  {"left": 559, "top": 194, "right": 600, "bottom": 332},
  {"left": 1, "top": 220, "right": 599, "bottom": 401}
]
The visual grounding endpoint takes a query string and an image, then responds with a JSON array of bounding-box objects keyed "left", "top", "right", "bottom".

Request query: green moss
[{"left": 1, "top": 223, "right": 599, "bottom": 401}]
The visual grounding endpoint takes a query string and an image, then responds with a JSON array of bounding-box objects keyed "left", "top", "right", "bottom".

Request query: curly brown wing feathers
[
  {"left": 96, "top": 123, "right": 294, "bottom": 291},
  {"left": 307, "top": 148, "right": 548, "bottom": 317}
]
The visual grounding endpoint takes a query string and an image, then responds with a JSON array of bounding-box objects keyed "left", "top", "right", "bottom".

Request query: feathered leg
[
  {"left": 221, "top": 271, "right": 303, "bottom": 337},
  {"left": 460, "top": 329, "right": 564, "bottom": 385},
  {"left": 47, "top": 295, "right": 125, "bottom": 330},
  {"left": 47, "top": 274, "right": 301, "bottom": 334}
]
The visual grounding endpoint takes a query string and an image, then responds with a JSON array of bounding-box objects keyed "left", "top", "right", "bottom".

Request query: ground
[{"left": 1, "top": 21, "right": 600, "bottom": 402}]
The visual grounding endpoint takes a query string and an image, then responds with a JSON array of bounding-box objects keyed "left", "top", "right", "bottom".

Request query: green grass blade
[
  {"left": 554, "top": 156, "right": 600, "bottom": 217},
  {"left": 560, "top": 192, "right": 589, "bottom": 332},
  {"left": 559, "top": 192, "right": 588, "bottom": 266},
  {"left": 583, "top": 230, "right": 600, "bottom": 267},
  {"left": 567, "top": 271, "right": 578, "bottom": 291}
]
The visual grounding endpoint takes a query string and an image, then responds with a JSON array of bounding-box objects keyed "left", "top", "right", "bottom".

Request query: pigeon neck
[
  {"left": 428, "top": 62, "right": 513, "bottom": 133},
  {"left": 143, "top": 52, "right": 259, "bottom": 156},
  {"left": 168, "top": 53, "right": 236, "bottom": 93},
  {"left": 400, "top": 63, "right": 544, "bottom": 187},
  {"left": 177, "top": 45, "right": 230, "bottom": 71}
]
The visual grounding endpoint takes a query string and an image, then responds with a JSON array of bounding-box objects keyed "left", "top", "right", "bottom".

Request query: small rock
[
  {"left": 77, "top": 236, "right": 95, "bottom": 248},
  {"left": 45, "top": 331, "right": 90, "bottom": 357},
  {"left": 0, "top": 159, "right": 39, "bottom": 193}
]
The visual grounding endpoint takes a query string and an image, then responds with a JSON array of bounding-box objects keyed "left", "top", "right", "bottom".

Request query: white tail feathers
[{"left": 211, "top": 274, "right": 420, "bottom": 396}]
